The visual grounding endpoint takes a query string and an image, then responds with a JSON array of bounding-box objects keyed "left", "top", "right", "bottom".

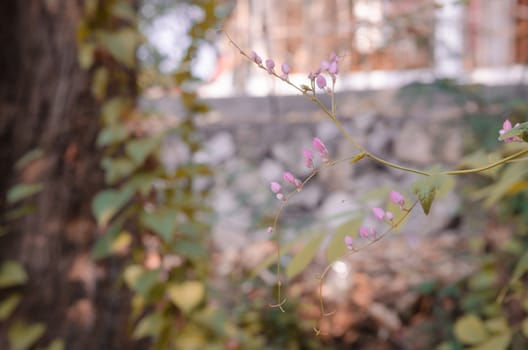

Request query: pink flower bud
[
  {"left": 359, "top": 226, "right": 376, "bottom": 239},
  {"left": 389, "top": 191, "right": 406, "bottom": 209},
  {"left": 303, "top": 149, "right": 314, "bottom": 169},
  {"left": 276, "top": 193, "right": 285, "bottom": 201},
  {"left": 320, "top": 60, "right": 330, "bottom": 71},
  {"left": 281, "top": 63, "right": 291, "bottom": 75},
  {"left": 372, "top": 207, "right": 385, "bottom": 220},
  {"left": 294, "top": 178, "right": 303, "bottom": 188},
  {"left": 270, "top": 181, "right": 282, "bottom": 194},
  {"left": 345, "top": 235, "right": 354, "bottom": 250},
  {"left": 267, "top": 226, "right": 273, "bottom": 233},
  {"left": 316, "top": 75, "right": 327, "bottom": 89},
  {"left": 265, "top": 59, "right": 275, "bottom": 73},
  {"left": 250, "top": 51, "right": 262, "bottom": 64},
  {"left": 386, "top": 211, "right": 394, "bottom": 221},
  {"left": 283, "top": 172, "right": 296, "bottom": 184},
  {"left": 312, "top": 137, "right": 329, "bottom": 160},
  {"left": 308, "top": 71, "right": 316, "bottom": 80},
  {"left": 328, "top": 61, "right": 338, "bottom": 75}
]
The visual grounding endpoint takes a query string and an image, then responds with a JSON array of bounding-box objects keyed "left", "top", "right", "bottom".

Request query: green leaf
[
  {"left": 0, "top": 261, "right": 28, "bottom": 288},
  {"left": 98, "top": 29, "right": 138, "bottom": 68},
  {"left": 454, "top": 314, "right": 488, "bottom": 345},
  {"left": 111, "top": 2, "right": 136, "bottom": 22},
  {"left": 412, "top": 173, "right": 449, "bottom": 215},
  {"left": 91, "top": 218, "right": 124, "bottom": 260},
  {"left": 167, "top": 281, "right": 205, "bottom": 313},
  {"left": 91, "top": 186, "right": 134, "bottom": 227},
  {"left": 125, "top": 137, "right": 160, "bottom": 165},
  {"left": 140, "top": 209, "right": 174, "bottom": 242},
  {"left": 133, "top": 312, "right": 164, "bottom": 339},
  {"left": 286, "top": 231, "right": 325, "bottom": 279},
  {"left": 7, "top": 184, "right": 42, "bottom": 204},
  {"left": 468, "top": 332, "right": 510, "bottom": 350},
  {"left": 101, "top": 97, "right": 129, "bottom": 125},
  {"left": 101, "top": 157, "right": 137, "bottom": 184},
  {"left": 0, "top": 294, "right": 21, "bottom": 320},
  {"left": 8, "top": 321, "right": 46, "bottom": 350},
  {"left": 325, "top": 217, "right": 361, "bottom": 262},
  {"left": 124, "top": 265, "right": 160, "bottom": 296},
  {"left": 15, "top": 149, "right": 44, "bottom": 170},
  {"left": 96, "top": 126, "right": 129, "bottom": 147}
]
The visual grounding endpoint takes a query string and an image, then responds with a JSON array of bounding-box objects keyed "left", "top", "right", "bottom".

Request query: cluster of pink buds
[
  {"left": 308, "top": 52, "right": 339, "bottom": 92},
  {"left": 344, "top": 190, "right": 406, "bottom": 250},
  {"left": 499, "top": 119, "right": 522, "bottom": 143},
  {"left": 248, "top": 50, "right": 291, "bottom": 81},
  {"left": 269, "top": 137, "right": 330, "bottom": 201}
]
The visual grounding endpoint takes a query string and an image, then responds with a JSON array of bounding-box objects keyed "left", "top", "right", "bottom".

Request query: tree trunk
[{"left": 0, "top": 1, "right": 135, "bottom": 348}]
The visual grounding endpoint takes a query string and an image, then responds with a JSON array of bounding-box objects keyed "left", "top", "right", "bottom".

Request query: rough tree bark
[{"left": 0, "top": 1, "right": 135, "bottom": 349}]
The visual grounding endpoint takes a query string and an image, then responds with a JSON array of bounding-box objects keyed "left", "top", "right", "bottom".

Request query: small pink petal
[
  {"left": 386, "top": 211, "right": 394, "bottom": 221},
  {"left": 267, "top": 226, "right": 273, "bottom": 233},
  {"left": 312, "top": 137, "right": 329, "bottom": 160},
  {"left": 320, "top": 60, "right": 330, "bottom": 71},
  {"left": 328, "top": 61, "right": 338, "bottom": 75},
  {"left": 276, "top": 193, "right": 285, "bottom": 201}
]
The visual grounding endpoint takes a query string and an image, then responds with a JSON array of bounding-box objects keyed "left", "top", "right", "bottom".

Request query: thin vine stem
[{"left": 313, "top": 200, "right": 419, "bottom": 334}]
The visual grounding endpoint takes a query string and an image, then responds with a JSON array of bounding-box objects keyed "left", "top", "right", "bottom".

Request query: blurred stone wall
[{"left": 147, "top": 85, "right": 522, "bottom": 253}]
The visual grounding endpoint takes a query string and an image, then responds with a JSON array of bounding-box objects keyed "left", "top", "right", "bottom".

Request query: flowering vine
[{"left": 224, "top": 31, "right": 528, "bottom": 334}]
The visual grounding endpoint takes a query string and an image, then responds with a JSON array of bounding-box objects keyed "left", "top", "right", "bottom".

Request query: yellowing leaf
[
  {"left": 0, "top": 261, "right": 28, "bottom": 288},
  {"left": 0, "top": 294, "right": 21, "bottom": 320},
  {"left": 98, "top": 29, "right": 138, "bottom": 68},
  {"left": 91, "top": 67, "right": 108, "bottom": 100},
  {"left": 468, "top": 332, "right": 510, "bottom": 350},
  {"left": 522, "top": 318, "right": 528, "bottom": 337},
  {"left": 286, "top": 232, "right": 325, "bottom": 279},
  {"left": 167, "top": 281, "right": 205, "bottom": 313},
  {"left": 484, "top": 317, "right": 508, "bottom": 334},
  {"left": 454, "top": 314, "right": 488, "bottom": 345},
  {"left": 140, "top": 209, "right": 174, "bottom": 242},
  {"left": 8, "top": 321, "right": 46, "bottom": 350},
  {"left": 41, "top": 339, "right": 65, "bottom": 350},
  {"left": 78, "top": 42, "right": 95, "bottom": 69},
  {"left": 133, "top": 312, "right": 164, "bottom": 339},
  {"left": 111, "top": 231, "right": 132, "bottom": 253}
]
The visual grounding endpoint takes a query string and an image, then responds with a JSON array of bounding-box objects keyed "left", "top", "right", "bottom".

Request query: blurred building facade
[{"left": 207, "top": 0, "right": 528, "bottom": 96}]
